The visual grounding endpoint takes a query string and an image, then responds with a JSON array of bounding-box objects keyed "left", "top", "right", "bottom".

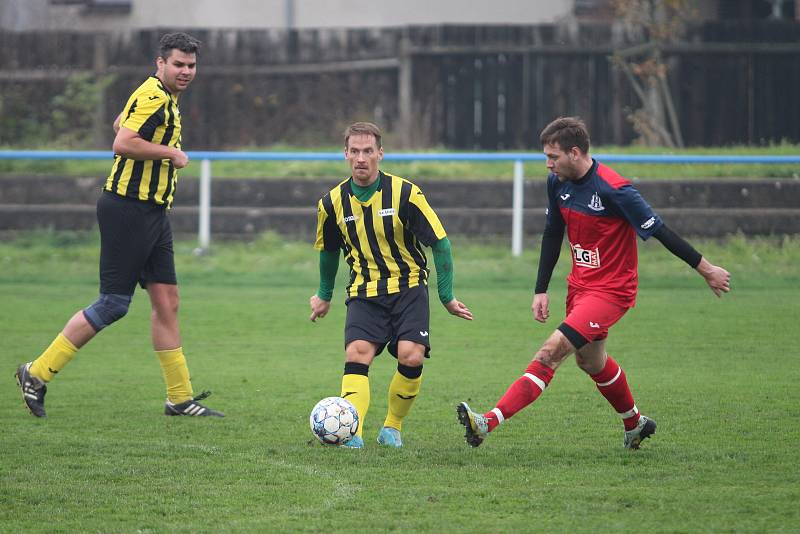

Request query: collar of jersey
[
  {"left": 348, "top": 171, "right": 383, "bottom": 203},
  {"left": 572, "top": 158, "right": 598, "bottom": 186}
]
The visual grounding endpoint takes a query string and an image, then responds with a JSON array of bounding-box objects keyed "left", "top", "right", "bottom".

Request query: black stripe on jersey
[
  {"left": 110, "top": 156, "right": 127, "bottom": 191},
  {"left": 159, "top": 103, "right": 177, "bottom": 204},
  {"left": 125, "top": 99, "right": 138, "bottom": 121},
  {"left": 148, "top": 160, "right": 162, "bottom": 201},
  {"left": 339, "top": 182, "right": 369, "bottom": 295},
  {"left": 160, "top": 101, "right": 176, "bottom": 147},
  {"left": 361, "top": 205, "right": 390, "bottom": 295},
  {"left": 164, "top": 163, "right": 176, "bottom": 206},
  {"left": 138, "top": 104, "right": 165, "bottom": 141},
  {"left": 380, "top": 175, "right": 412, "bottom": 287},
  {"left": 398, "top": 181, "right": 427, "bottom": 277},
  {"left": 320, "top": 194, "right": 344, "bottom": 250},
  {"left": 126, "top": 159, "right": 145, "bottom": 196}
]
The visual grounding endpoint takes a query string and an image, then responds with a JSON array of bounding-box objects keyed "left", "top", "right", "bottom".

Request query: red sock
[
  {"left": 591, "top": 355, "right": 640, "bottom": 430},
  {"left": 484, "top": 360, "right": 554, "bottom": 431}
]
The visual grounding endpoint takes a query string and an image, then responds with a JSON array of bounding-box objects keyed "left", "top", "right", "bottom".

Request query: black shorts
[
  {"left": 97, "top": 191, "right": 177, "bottom": 295},
  {"left": 344, "top": 284, "right": 431, "bottom": 358}
]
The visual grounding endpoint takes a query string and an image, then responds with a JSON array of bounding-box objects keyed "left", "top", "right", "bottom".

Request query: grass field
[{"left": 1, "top": 232, "right": 798, "bottom": 532}]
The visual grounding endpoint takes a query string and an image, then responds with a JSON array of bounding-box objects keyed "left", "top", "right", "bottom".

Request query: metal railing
[{"left": 2, "top": 150, "right": 799, "bottom": 256}]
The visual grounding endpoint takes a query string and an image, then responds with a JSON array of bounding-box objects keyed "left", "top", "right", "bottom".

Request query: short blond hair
[{"left": 344, "top": 122, "right": 382, "bottom": 149}]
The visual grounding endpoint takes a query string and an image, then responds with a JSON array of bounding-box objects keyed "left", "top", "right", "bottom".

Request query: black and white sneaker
[
  {"left": 15, "top": 362, "right": 47, "bottom": 418},
  {"left": 164, "top": 390, "right": 224, "bottom": 417},
  {"left": 623, "top": 415, "right": 657, "bottom": 449}
]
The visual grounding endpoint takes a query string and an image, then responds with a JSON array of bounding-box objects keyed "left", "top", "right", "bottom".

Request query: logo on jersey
[
  {"left": 343, "top": 215, "right": 359, "bottom": 223},
  {"left": 560, "top": 193, "right": 571, "bottom": 201},
  {"left": 640, "top": 216, "right": 656, "bottom": 229},
  {"left": 588, "top": 193, "right": 605, "bottom": 212},
  {"left": 589, "top": 321, "right": 600, "bottom": 328},
  {"left": 378, "top": 208, "right": 396, "bottom": 217},
  {"left": 571, "top": 243, "right": 601, "bottom": 268}
]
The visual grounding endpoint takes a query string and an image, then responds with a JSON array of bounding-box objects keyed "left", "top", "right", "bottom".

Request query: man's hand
[
  {"left": 444, "top": 298, "right": 473, "bottom": 321},
  {"left": 309, "top": 294, "right": 331, "bottom": 322},
  {"left": 696, "top": 257, "right": 731, "bottom": 297},
  {"left": 532, "top": 293, "right": 550, "bottom": 323},
  {"left": 169, "top": 148, "right": 189, "bottom": 169}
]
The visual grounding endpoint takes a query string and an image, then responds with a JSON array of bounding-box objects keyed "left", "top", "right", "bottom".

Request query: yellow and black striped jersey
[
  {"left": 104, "top": 76, "right": 182, "bottom": 207},
  {"left": 315, "top": 171, "right": 447, "bottom": 298}
]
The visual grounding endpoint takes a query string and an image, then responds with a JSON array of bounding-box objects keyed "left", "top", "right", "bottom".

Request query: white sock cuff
[
  {"left": 523, "top": 372, "right": 547, "bottom": 391},
  {"left": 490, "top": 407, "right": 505, "bottom": 424},
  {"left": 596, "top": 366, "right": 622, "bottom": 387},
  {"left": 619, "top": 404, "right": 639, "bottom": 419}
]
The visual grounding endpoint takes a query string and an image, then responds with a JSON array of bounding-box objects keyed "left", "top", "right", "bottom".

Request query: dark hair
[
  {"left": 539, "top": 116, "right": 590, "bottom": 154},
  {"left": 344, "top": 122, "right": 382, "bottom": 149},
  {"left": 159, "top": 32, "right": 201, "bottom": 59}
]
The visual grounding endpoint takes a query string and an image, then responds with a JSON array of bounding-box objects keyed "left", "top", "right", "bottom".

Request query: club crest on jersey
[
  {"left": 343, "top": 215, "right": 359, "bottom": 223},
  {"left": 378, "top": 208, "right": 396, "bottom": 217},
  {"left": 571, "top": 243, "right": 601, "bottom": 268},
  {"left": 588, "top": 192, "right": 605, "bottom": 212}
]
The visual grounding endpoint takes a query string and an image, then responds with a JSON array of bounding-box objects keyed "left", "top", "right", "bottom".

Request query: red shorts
[{"left": 562, "top": 288, "right": 630, "bottom": 344}]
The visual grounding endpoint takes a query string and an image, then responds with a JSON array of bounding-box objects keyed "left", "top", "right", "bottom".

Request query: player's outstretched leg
[
  {"left": 623, "top": 415, "right": 657, "bottom": 449},
  {"left": 15, "top": 362, "right": 47, "bottom": 417},
  {"left": 165, "top": 390, "right": 224, "bottom": 417},
  {"left": 456, "top": 402, "right": 489, "bottom": 447}
]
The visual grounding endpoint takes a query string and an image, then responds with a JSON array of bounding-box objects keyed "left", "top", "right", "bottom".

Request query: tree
[{"left": 611, "top": 0, "right": 697, "bottom": 147}]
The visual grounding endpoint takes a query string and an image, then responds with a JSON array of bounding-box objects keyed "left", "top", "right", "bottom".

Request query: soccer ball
[{"left": 309, "top": 396, "right": 359, "bottom": 445}]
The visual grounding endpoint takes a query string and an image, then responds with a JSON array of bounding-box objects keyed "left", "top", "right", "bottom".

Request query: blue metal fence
[{"left": 1, "top": 150, "right": 800, "bottom": 163}]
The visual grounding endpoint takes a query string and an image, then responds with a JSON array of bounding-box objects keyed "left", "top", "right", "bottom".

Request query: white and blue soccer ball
[{"left": 310, "top": 396, "right": 359, "bottom": 445}]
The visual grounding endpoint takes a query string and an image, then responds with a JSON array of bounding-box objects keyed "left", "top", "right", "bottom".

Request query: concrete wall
[{"left": 1, "top": 176, "right": 798, "bottom": 240}]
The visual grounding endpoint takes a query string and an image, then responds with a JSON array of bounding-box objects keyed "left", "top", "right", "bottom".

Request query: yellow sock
[
  {"left": 384, "top": 368, "right": 422, "bottom": 431},
  {"left": 156, "top": 347, "right": 193, "bottom": 404},
  {"left": 29, "top": 333, "right": 78, "bottom": 382},
  {"left": 341, "top": 373, "right": 370, "bottom": 438}
]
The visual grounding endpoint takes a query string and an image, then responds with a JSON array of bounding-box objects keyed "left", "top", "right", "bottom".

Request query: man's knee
[
  {"left": 83, "top": 293, "right": 132, "bottom": 332},
  {"left": 396, "top": 341, "right": 425, "bottom": 367},
  {"left": 534, "top": 329, "right": 576, "bottom": 368},
  {"left": 345, "top": 340, "right": 377, "bottom": 365}
]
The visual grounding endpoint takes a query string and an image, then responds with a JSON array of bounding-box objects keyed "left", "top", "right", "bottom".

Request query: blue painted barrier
[{"left": 1, "top": 150, "right": 799, "bottom": 164}]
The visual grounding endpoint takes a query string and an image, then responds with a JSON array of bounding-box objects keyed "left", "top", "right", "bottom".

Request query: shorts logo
[
  {"left": 571, "top": 243, "right": 601, "bottom": 268},
  {"left": 641, "top": 216, "right": 656, "bottom": 229},
  {"left": 343, "top": 215, "right": 359, "bottom": 223},
  {"left": 419, "top": 331, "right": 429, "bottom": 337},
  {"left": 378, "top": 208, "right": 396, "bottom": 217},
  {"left": 588, "top": 192, "right": 605, "bottom": 212},
  {"left": 589, "top": 321, "right": 600, "bottom": 328}
]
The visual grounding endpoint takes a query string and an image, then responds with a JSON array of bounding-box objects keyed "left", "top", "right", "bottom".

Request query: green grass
[
  {"left": 1, "top": 143, "right": 799, "bottom": 180},
  {"left": 1, "top": 233, "right": 799, "bottom": 532}
]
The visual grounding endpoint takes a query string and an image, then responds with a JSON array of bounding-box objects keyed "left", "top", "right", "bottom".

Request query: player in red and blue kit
[{"left": 457, "top": 116, "right": 731, "bottom": 449}]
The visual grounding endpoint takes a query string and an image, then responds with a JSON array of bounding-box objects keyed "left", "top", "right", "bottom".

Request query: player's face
[
  {"left": 345, "top": 134, "right": 383, "bottom": 185},
  {"left": 543, "top": 142, "right": 581, "bottom": 182},
  {"left": 157, "top": 50, "right": 197, "bottom": 94}
]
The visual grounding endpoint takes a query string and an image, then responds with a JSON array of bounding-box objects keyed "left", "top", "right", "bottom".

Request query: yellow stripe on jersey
[
  {"left": 314, "top": 171, "right": 447, "bottom": 298},
  {"left": 104, "top": 76, "right": 182, "bottom": 207}
]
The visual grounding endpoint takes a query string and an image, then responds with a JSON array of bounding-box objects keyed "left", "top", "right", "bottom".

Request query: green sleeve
[
  {"left": 431, "top": 236, "right": 454, "bottom": 304},
  {"left": 317, "top": 249, "right": 340, "bottom": 301}
]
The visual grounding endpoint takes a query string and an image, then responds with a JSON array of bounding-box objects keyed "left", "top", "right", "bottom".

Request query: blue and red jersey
[{"left": 544, "top": 159, "right": 662, "bottom": 307}]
